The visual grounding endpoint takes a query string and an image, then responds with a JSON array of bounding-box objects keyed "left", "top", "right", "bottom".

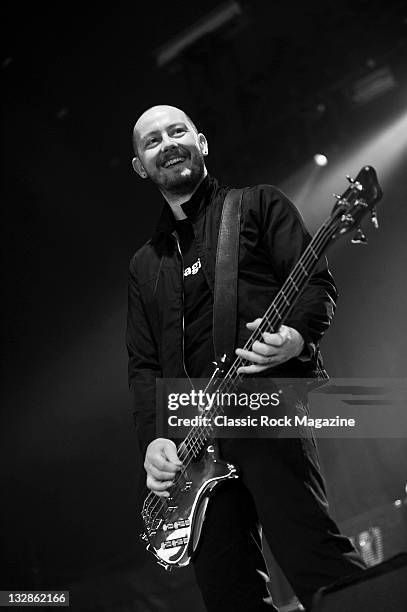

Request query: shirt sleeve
[{"left": 126, "top": 256, "right": 162, "bottom": 459}]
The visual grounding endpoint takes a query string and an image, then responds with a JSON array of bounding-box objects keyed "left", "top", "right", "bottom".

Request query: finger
[
  {"left": 152, "top": 447, "right": 183, "bottom": 469},
  {"left": 162, "top": 443, "right": 183, "bottom": 467},
  {"left": 153, "top": 491, "right": 170, "bottom": 498},
  {"left": 146, "top": 475, "right": 173, "bottom": 492},
  {"left": 147, "top": 464, "right": 177, "bottom": 480},
  {"left": 262, "top": 331, "right": 286, "bottom": 346},
  {"left": 277, "top": 325, "right": 292, "bottom": 340},
  {"left": 251, "top": 340, "right": 279, "bottom": 357},
  {"left": 237, "top": 363, "right": 273, "bottom": 375},
  {"left": 246, "top": 318, "right": 263, "bottom": 330},
  {"left": 145, "top": 455, "right": 179, "bottom": 473},
  {"left": 236, "top": 347, "right": 276, "bottom": 365}
]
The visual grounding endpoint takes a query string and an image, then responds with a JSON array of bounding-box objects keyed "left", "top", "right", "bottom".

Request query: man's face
[{"left": 133, "top": 106, "right": 208, "bottom": 194}]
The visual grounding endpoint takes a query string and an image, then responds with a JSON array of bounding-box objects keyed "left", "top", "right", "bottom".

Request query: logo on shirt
[{"left": 184, "top": 258, "right": 201, "bottom": 277}]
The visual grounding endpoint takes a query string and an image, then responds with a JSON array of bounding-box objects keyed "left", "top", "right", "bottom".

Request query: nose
[{"left": 161, "top": 132, "right": 177, "bottom": 151}]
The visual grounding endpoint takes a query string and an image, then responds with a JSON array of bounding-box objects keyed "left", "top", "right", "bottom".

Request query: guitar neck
[
  {"left": 234, "top": 218, "right": 334, "bottom": 359},
  {"left": 175, "top": 165, "right": 383, "bottom": 469}
]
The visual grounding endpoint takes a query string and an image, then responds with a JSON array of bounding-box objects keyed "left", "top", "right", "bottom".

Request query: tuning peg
[
  {"left": 333, "top": 193, "right": 342, "bottom": 200},
  {"left": 351, "top": 227, "right": 368, "bottom": 245},
  {"left": 371, "top": 207, "right": 379, "bottom": 229},
  {"left": 346, "top": 175, "right": 363, "bottom": 191}
]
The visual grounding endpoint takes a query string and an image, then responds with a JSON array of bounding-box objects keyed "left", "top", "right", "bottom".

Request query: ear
[
  {"left": 132, "top": 157, "right": 148, "bottom": 179},
  {"left": 198, "top": 133, "right": 208, "bottom": 156}
]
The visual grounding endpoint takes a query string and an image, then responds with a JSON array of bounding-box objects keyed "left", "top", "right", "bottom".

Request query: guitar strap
[
  {"left": 212, "top": 189, "right": 327, "bottom": 379},
  {"left": 212, "top": 188, "right": 244, "bottom": 364}
]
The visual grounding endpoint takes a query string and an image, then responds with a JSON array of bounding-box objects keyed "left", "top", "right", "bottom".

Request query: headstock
[{"left": 330, "top": 166, "right": 383, "bottom": 245}]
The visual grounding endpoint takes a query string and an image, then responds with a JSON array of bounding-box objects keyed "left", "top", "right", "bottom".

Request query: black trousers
[{"left": 192, "top": 436, "right": 365, "bottom": 611}]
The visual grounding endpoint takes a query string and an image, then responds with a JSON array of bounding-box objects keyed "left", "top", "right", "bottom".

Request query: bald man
[{"left": 127, "top": 105, "right": 364, "bottom": 611}]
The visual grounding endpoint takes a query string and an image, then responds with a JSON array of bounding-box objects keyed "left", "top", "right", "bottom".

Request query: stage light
[
  {"left": 285, "top": 108, "right": 407, "bottom": 232},
  {"left": 314, "top": 154, "right": 328, "bottom": 166},
  {"left": 350, "top": 66, "right": 397, "bottom": 105}
]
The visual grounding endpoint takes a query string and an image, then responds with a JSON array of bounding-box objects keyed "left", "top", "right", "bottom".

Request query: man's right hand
[{"left": 144, "top": 438, "right": 183, "bottom": 497}]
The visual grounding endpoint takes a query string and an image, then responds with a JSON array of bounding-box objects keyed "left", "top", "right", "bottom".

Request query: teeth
[{"left": 164, "top": 157, "right": 184, "bottom": 168}]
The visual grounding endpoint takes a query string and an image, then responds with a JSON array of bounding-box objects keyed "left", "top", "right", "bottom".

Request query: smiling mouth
[{"left": 162, "top": 157, "right": 186, "bottom": 168}]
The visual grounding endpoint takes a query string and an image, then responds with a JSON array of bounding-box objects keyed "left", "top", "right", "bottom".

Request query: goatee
[{"left": 155, "top": 154, "right": 205, "bottom": 196}]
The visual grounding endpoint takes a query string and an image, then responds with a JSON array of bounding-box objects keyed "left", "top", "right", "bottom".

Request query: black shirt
[
  {"left": 128, "top": 175, "right": 338, "bottom": 455},
  {"left": 175, "top": 218, "right": 214, "bottom": 378}
]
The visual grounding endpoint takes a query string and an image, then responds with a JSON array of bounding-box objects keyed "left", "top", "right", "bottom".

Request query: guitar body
[{"left": 141, "top": 443, "right": 239, "bottom": 570}]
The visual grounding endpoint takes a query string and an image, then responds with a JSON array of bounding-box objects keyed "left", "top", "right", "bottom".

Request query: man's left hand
[{"left": 236, "top": 319, "right": 304, "bottom": 374}]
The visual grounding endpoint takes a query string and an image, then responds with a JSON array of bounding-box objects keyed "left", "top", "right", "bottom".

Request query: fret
[
  {"left": 263, "top": 312, "right": 272, "bottom": 326},
  {"left": 299, "top": 261, "right": 309, "bottom": 276},
  {"left": 289, "top": 277, "right": 299, "bottom": 291},
  {"left": 309, "top": 245, "right": 319, "bottom": 260},
  {"left": 273, "top": 304, "right": 281, "bottom": 318},
  {"left": 281, "top": 290, "right": 291, "bottom": 306}
]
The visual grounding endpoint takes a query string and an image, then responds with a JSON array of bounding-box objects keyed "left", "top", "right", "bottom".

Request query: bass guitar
[{"left": 141, "top": 165, "right": 383, "bottom": 570}]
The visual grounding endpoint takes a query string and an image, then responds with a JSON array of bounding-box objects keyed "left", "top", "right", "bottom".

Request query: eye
[
  {"left": 174, "top": 127, "right": 186, "bottom": 136},
  {"left": 145, "top": 137, "right": 159, "bottom": 148}
]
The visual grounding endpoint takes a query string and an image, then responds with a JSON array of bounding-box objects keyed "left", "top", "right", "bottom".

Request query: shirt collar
[
  {"left": 152, "top": 174, "right": 215, "bottom": 242},
  {"left": 180, "top": 173, "right": 212, "bottom": 220}
]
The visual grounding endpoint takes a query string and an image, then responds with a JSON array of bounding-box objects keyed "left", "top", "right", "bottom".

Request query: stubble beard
[{"left": 151, "top": 152, "right": 206, "bottom": 196}]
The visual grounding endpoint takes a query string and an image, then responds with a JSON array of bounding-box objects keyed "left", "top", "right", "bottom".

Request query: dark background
[{"left": 2, "top": 1, "right": 407, "bottom": 610}]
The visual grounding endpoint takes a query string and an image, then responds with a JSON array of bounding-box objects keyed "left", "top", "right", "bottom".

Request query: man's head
[{"left": 132, "top": 105, "right": 208, "bottom": 195}]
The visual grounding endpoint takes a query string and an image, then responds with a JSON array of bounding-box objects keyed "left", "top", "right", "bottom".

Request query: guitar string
[{"left": 143, "top": 212, "right": 340, "bottom": 521}]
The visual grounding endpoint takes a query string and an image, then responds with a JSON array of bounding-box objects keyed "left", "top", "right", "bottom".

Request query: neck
[{"left": 160, "top": 169, "right": 207, "bottom": 220}]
